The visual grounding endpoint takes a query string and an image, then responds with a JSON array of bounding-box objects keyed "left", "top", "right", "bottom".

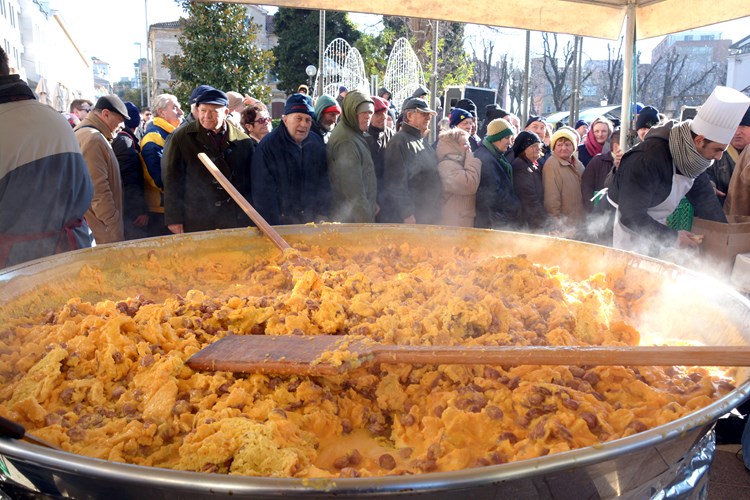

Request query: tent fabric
[{"left": 218, "top": 0, "right": 750, "bottom": 40}]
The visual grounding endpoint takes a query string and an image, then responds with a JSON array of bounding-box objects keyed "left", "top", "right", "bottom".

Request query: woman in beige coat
[
  {"left": 436, "top": 128, "right": 481, "bottom": 227},
  {"left": 542, "top": 127, "right": 585, "bottom": 237}
]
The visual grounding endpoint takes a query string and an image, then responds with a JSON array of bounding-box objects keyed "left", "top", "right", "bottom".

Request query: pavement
[{"left": 708, "top": 445, "right": 750, "bottom": 499}]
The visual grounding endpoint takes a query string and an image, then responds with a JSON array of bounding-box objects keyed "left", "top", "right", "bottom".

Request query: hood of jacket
[
  {"left": 340, "top": 90, "right": 373, "bottom": 133},
  {"left": 436, "top": 129, "right": 468, "bottom": 159},
  {"left": 0, "top": 74, "right": 35, "bottom": 103},
  {"left": 314, "top": 94, "right": 339, "bottom": 123},
  {"left": 644, "top": 119, "right": 675, "bottom": 142}
]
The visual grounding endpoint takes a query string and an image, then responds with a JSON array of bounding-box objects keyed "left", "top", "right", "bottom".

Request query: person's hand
[
  {"left": 133, "top": 214, "right": 149, "bottom": 227},
  {"left": 168, "top": 224, "right": 184, "bottom": 234},
  {"left": 403, "top": 215, "right": 417, "bottom": 224},
  {"left": 375, "top": 203, "right": 380, "bottom": 216},
  {"left": 677, "top": 230, "right": 703, "bottom": 248},
  {"left": 243, "top": 95, "right": 260, "bottom": 107},
  {"left": 714, "top": 187, "right": 726, "bottom": 198}
]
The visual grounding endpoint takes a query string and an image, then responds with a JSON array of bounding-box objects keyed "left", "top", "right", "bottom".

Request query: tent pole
[
  {"left": 431, "top": 20, "right": 439, "bottom": 143},
  {"left": 522, "top": 30, "right": 530, "bottom": 124},
  {"left": 619, "top": 0, "right": 636, "bottom": 152},
  {"left": 318, "top": 10, "right": 325, "bottom": 97}
]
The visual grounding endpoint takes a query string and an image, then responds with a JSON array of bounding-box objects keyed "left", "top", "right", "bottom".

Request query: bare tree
[
  {"left": 541, "top": 33, "right": 577, "bottom": 111},
  {"left": 659, "top": 47, "right": 719, "bottom": 113},
  {"left": 603, "top": 39, "right": 624, "bottom": 104},
  {"left": 469, "top": 38, "right": 494, "bottom": 88},
  {"left": 508, "top": 66, "right": 525, "bottom": 115}
]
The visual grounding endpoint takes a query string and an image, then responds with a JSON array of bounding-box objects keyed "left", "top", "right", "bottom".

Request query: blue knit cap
[
  {"left": 449, "top": 108, "right": 472, "bottom": 128},
  {"left": 284, "top": 93, "right": 315, "bottom": 117},
  {"left": 123, "top": 101, "right": 141, "bottom": 129}
]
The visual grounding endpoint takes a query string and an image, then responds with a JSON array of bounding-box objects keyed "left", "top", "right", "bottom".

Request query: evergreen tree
[
  {"left": 164, "top": 1, "right": 274, "bottom": 107},
  {"left": 272, "top": 8, "right": 361, "bottom": 94}
]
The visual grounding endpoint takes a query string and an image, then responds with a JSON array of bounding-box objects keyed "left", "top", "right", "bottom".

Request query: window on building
[
  {"left": 684, "top": 35, "right": 693, "bottom": 41},
  {"left": 0, "top": 0, "right": 5, "bottom": 18},
  {"left": 700, "top": 35, "right": 713, "bottom": 41},
  {"left": 10, "top": 3, "right": 14, "bottom": 27}
]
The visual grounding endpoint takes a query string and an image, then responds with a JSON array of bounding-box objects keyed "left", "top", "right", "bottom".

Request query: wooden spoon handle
[
  {"left": 197, "top": 152, "right": 290, "bottom": 252},
  {"left": 370, "top": 345, "right": 750, "bottom": 367}
]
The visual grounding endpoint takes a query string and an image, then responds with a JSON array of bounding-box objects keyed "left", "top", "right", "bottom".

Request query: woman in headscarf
[{"left": 577, "top": 116, "right": 614, "bottom": 167}]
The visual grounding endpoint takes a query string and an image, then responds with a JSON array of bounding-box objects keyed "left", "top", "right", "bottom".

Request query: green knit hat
[{"left": 485, "top": 118, "right": 514, "bottom": 143}]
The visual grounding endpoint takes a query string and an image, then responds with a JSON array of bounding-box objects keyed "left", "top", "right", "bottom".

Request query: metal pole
[
  {"left": 619, "top": 0, "right": 636, "bottom": 152},
  {"left": 577, "top": 36, "right": 584, "bottom": 117},
  {"left": 318, "top": 10, "right": 325, "bottom": 97},
  {"left": 135, "top": 43, "right": 144, "bottom": 108},
  {"left": 431, "top": 20, "right": 439, "bottom": 142},
  {"left": 570, "top": 36, "right": 579, "bottom": 125},
  {"left": 522, "top": 30, "right": 530, "bottom": 124},
  {"left": 144, "top": 0, "right": 151, "bottom": 108}
]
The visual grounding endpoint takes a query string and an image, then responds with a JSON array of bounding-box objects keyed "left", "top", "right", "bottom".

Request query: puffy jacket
[
  {"left": 436, "top": 129, "right": 481, "bottom": 227},
  {"left": 251, "top": 118, "right": 330, "bottom": 225},
  {"left": 140, "top": 117, "right": 177, "bottom": 213}
]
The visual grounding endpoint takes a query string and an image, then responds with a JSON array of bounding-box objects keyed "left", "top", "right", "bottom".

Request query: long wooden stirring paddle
[
  {"left": 198, "top": 152, "right": 290, "bottom": 252},
  {"left": 185, "top": 334, "right": 750, "bottom": 377}
]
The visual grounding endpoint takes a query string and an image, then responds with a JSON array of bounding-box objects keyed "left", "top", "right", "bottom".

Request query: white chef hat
[{"left": 690, "top": 86, "right": 750, "bottom": 144}]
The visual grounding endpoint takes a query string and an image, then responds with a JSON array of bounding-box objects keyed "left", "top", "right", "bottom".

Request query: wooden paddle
[
  {"left": 198, "top": 152, "right": 291, "bottom": 252},
  {"left": 185, "top": 334, "right": 750, "bottom": 376}
]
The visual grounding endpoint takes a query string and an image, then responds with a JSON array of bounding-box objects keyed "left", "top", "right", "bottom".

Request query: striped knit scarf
[{"left": 668, "top": 121, "right": 713, "bottom": 179}]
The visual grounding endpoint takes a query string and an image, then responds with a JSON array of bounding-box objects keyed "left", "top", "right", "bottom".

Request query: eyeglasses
[
  {"left": 254, "top": 117, "right": 271, "bottom": 124},
  {"left": 80, "top": 108, "right": 91, "bottom": 112}
]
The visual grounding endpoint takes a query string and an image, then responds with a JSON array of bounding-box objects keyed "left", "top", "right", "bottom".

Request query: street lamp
[
  {"left": 134, "top": 42, "right": 144, "bottom": 108},
  {"left": 305, "top": 65, "right": 317, "bottom": 95}
]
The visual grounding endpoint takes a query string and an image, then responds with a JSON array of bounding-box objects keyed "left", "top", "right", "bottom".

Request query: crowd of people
[{"left": 2, "top": 45, "right": 750, "bottom": 270}]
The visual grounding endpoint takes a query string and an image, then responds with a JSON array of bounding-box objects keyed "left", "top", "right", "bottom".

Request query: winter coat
[
  {"left": 162, "top": 121, "right": 255, "bottom": 232},
  {"left": 140, "top": 117, "right": 177, "bottom": 214},
  {"left": 326, "top": 91, "right": 377, "bottom": 222},
  {"left": 251, "top": 119, "right": 330, "bottom": 225},
  {"left": 383, "top": 122, "right": 441, "bottom": 224},
  {"left": 112, "top": 127, "right": 148, "bottom": 240},
  {"left": 581, "top": 152, "right": 615, "bottom": 213},
  {"left": 725, "top": 146, "right": 750, "bottom": 216},
  {"left": 0, "top": 74, "right": 92, "bottom": 267},
  {"left": 74, "top": 112, "right": 124, "bottom": 244},
  {"left": 474, "top": 141, "right": 521, "bottom": 230},
  {"left": 707, "top": 145, "right": 738, "bottom": 206},
  {"left": 366, "top": 124, "right": 395, "bottom": 222},
  {"left": 436, "top": 129, "right": 481, "bottom": 227},
  {"left": 542, "top": 153, "right": 585, "bottom": 224},
  {"left": 608, "top": 121, "right": 726, "bottom": 245},
  {"left": 511, "top": 155, "right": 547, "bottom": 231}
]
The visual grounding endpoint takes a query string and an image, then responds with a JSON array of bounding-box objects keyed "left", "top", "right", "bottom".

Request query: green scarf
[{"left": 482, "top": 137, "right": 513, "bottom": 181}]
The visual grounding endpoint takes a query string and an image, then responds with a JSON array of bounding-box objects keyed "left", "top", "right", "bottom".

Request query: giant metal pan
[{"left": 1, "top": 224, "right": 749, "bottom": 499}]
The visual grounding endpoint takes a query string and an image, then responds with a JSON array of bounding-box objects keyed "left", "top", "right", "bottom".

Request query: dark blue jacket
[
  {"left": 251, "top": 122, "right": 330, "bottom": 225},
  {"left": 474, "top": 142, "right": 521, "bottom": 230}
]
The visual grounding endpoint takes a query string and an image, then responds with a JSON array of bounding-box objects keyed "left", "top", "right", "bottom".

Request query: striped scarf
[{"left": 668, "top": 121, "right": 713, "bottom": 179}]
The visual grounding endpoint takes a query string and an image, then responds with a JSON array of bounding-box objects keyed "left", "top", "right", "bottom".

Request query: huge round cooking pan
[{"left": 1, "top": 224, "right": 748, "bottom": 499}]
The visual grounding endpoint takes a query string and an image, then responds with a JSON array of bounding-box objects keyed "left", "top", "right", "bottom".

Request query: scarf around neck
[
  {"left": 482, "top": 137, "right": 513, "bottom": 180},
  {"left": 584, "top": 125, "right": 606, "bottom": 158},
  {"left": 669, "top": 121, "right": 713, "bottom": 179}
]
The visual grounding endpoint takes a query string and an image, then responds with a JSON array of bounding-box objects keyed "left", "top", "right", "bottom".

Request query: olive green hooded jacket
[{"left": 326, "top": 91, "right": 377, "bottom": 222}]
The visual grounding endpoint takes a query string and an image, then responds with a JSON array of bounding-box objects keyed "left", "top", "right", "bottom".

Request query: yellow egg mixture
[{"left": 0, "top": 243, "right": 736, "bottom": 478}]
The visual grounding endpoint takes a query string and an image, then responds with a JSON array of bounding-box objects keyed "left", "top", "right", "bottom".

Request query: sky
[{"left": 49, "top": 1, "right": 750, "bottom": 83}]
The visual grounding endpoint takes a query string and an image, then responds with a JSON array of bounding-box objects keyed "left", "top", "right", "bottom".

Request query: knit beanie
[
  {"left": 284, "top": 93, "right": 315, "bottom": 117},
  {"left": 740, "top": 105, "right": 750, "bottom": 127},
  {"left": 512, "top": 131, "right": 542, "bottom": 158},
  {"left": 449, "top": 108, "right": 472, "bottom": 128},
  {"left": 525, "top": 115, "right": 545, "bottom": 128},
  {"left": 635, "top": 106, "right": 660, "bottom": 130},
  {"left": 313, "top": 94, "right": 339, "bottom": 120},
  {"left": 550, "top": 128, "right": 579, "bottom": 149},
  {"left": 485, "top": 104, "right": 508, "bottom": 120},
  {"left": 455, "top": 98, "right": 477, "bottom": 117},
  {"left": 485, "top": 118, "right": 514, "bottom": 143},
  {"left": 123, "top": 101, "right": 141, "bottom": 129}
]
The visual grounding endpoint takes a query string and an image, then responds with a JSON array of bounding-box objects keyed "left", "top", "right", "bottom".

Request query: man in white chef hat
[{"left": 607, "top": 86, "right": 750, "bottom": 255}]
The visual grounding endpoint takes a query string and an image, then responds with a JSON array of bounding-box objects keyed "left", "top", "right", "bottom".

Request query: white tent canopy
[
  {"left": 217, "top": 0, "right": 750, "bottom": 41},
  {"left": 214, "top": 0, "right": 750, "bottom": 144}
]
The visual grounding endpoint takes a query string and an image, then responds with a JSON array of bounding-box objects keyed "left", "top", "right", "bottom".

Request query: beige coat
[
  {"left": 542, "top": 154, "right": 585, "bottom": 224},
  {"left": 75, "top": 113, "right": 124, "bottom": 244},
  {"left": 436, "top": 129, "right": 481, "bottom": 227},
  {"left": 724, "top": 146, "right": 750, "bottom": 217}
]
